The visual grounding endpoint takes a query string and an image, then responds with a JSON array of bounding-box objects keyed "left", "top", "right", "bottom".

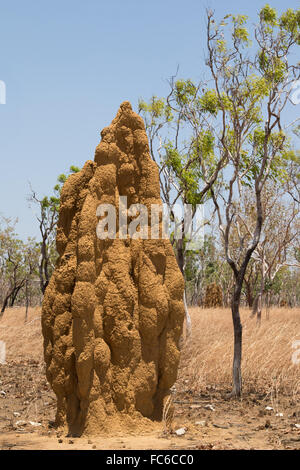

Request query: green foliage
[
  {"left": 138, "top": 96, "right": 172, "bottom": 127},
  {"left": 46, "top": 165, "right": 81, "bottom": 213},
  {"left": 174, "top": 79, "right": 197, "bottom": 105},
  {"left": 260, "top": 4, "right": 278, "bottom": 25},
  {"left": 0, "top": 218, "right": 40, "bottom": 311},
  {"left": 42, "top": 165, "right": 82, "bottom": 217},
  {"left": 231, "top": 14, "right": 250, "bottom": 45},
  {"left": 70, "top": 165, "right": 80, "bottom": 174},
  {"left": 57, "top": 174, "right": 67, "bottom": 184},
  {"left": 139, "top": 4, "right": 299, "bottom": 309},
  {"left": 280, "top": 8, "right": 300, "bottom": 34},
  {"left": 164, "top": 141, "right": 204, "bottom": 206},
  {"left": 164, "top": 142, "right": 183, "bottom": 174},
  {"left": 199, "top": 90, "right": 219, "bottom": 115}
]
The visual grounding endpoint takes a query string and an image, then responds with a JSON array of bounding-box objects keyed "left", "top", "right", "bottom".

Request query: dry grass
[
  {"left": 1, "top": 306, "right": 300, "bottom": 402},
  {"left": 0, "top": 307, "right": 43, "bottom": 362},
  {"left": 178, "top": 307, "right": 300, "bottom": 401}
]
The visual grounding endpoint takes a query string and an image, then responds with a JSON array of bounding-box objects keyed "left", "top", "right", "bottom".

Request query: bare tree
[
  {"left": 0, "top": 218, "right": 39, "bottom": 315},
  {"left": 29, "top": 189, "right": 59, "bottom": 294},
  {"left": 29, "top": 166, "right": 80, "bottom": 295},
  {"left": 251, "top": 188, "right": 299, "bottom": 321}
]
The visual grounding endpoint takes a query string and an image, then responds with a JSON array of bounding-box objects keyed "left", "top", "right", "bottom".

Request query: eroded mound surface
[{"left": 41, "top": 102, "right": 185, "bottom": 436}]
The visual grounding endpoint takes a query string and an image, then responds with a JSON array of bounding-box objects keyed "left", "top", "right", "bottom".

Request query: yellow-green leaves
[
  {"left": 164, "top": 143, "right": 200, "bottom": 205},
  {"left": 247, "top": 75, "right": 270, "bottom": 98},
  {"left": 70, "top": 165, "right": 80, "bottom": 173},
  {"left": 258, "top": 52, "right": 287, "bottom": 84},
  {"left": 199, "top": 89, "right": 219, "bottom": 115},
  {"left": 232, "top": 14, "right": 250, "bottom": 44},
  {"left": 260, "top": 6, "right": 300, "bottom": 46},
  {"left": 198, "top": 131, "right": 215, "bottom": 160},
  {"left": 139, "top": 97, "right": 164, "bottom": 117},
  {"left": 219, "top": 92, "right": 233, "bottom": 112},
  {"left": 164, "top": 131, "right": 216, "bottom": 206},
  {"left": 165, "top": 142, "right": 183, "bottom": 174},
  {"left": 280, "top": 8, "right": 300, "bottom": 34},
  {"left": 260, "top": 4, "right": 278, "bottom": 25},
  {"left": 139, "top": 4, "right": 299, "bottom": 215},
  {"left": 138, "top": 96, "right": 173, "bottom": 126},
  {"left": 232, "top": 14, "right": 248, "bottom": 25},
  {"left": 258, "top": 51, "right": 268, "bottom": 71},
  {"left": 258, "top": 6, "right": 299, "bottom": 75},
  {"left": 217, "top": 39, "right": 227, "bottom": 53},
  {"left": 174, "top": 79, "right": 197, "bottom": 105},
  {"left": 234, "top": 26, "right": 249, "bottom": 42},
  {"left": 247, "top": 128, "right": 293, "bottom": 184},
  {"left": 57, "top": 174, "right": 67, "bottom": 184}
]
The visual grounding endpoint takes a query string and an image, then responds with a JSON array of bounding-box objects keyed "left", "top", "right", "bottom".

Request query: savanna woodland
[{"left": 0, "top": 3, "right": 300, "bottom": 450}]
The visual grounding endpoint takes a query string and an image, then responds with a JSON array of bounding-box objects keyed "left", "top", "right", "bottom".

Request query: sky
[{"left": 0, "top": 0, "right": 299, "bottom": 240}]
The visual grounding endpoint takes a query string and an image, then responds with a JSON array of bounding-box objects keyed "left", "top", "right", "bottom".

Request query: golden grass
[
  {"left": 178, "top": 307, "right": 300, "bottom": 400},
  {"left": 1, "top": 306, "right": 300, "bottom": 401},
  {"left": 0, "top": 307, "right": 43, "bottom": 361}
]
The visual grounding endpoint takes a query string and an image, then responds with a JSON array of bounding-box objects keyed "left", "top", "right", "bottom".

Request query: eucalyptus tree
[
  {"left": 29, "top": 166, "right": 80, "bottom": 294},
  {"left": 229, "top": 182, "right": 299, "bottom": 322},
  {"left": 140, "top": 4, "right": 300, "bottom": 396},
  {"left": 0, "top": 217, "right": 39, "bottom": 315},
  {"left": 206, "top": 5, "right": 300, "bottom": 395}
]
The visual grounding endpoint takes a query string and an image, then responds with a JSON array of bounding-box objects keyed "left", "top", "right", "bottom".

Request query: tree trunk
[
  {"left": 247, "top": 289, "right": 253, "bottom": 308},
  {"left": 176, "top": 239, "right": 184, "bottom": 274},
  {"left": 251, "top": 294, "right": 259, "bottom": 318},
  {"left": 176, "top": 238, "right": 192, "bottom": 337},
  {"left": 183, "top": 291, "right": 191, "bottom": 337},
  {"left": 1, "top": 294, "right": 10, "bottom": 315},
  {"left": 277, "top": 293, "right": 281, "bottom": 307},
  {"left": 231, "top": 288, "right": 242, "bottom": 397},
  {"left": 1, "top": 286, "right": 17, "bottom": 315},
  {"left": 39, "top": 238, "right": 50, "bottom": 295},
  {"left": 25, "top": 279, "right": 29, "bottom": 323},
  {"left": 9, "top": 285, "right": 22, "bottom": 307},
  {"left": 257, "top": 293, "right": 262, "bottom": 325},
  {"left": 256, "top": 255, "right": 266, "bottom": 326},
  {"left": 266, "top": 291, "right": 270, "bottom": 320},
  {"left": 244, "top": 281, "right": 254, "bottom": 308}
]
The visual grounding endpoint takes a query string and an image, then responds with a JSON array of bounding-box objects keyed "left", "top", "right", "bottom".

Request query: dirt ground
[{"left": 0, "top": 306, "right": 300, "bottom": 450}]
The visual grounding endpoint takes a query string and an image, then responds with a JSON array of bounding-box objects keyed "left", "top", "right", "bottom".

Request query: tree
[
  {"left": 29, "top": 166, "right": 80, "bottom": 294},
  {"left": 23, "top": 238, "right": 40, "bottom": 322},
  {"left": 250, "top": 185, "right": 299, "bottom": 321},
  {"left": 243, "top": 259, "right": 259, "bottom": 308},
  {"left": 287, "top": 151, "right": 300, "bottom": 204},
  {"left": 224, "top": 180, "right": 300, "bottom": 317},
  {"left": 0, "top": 217, "right": 39, "bottom": 315},
  {"left": 185, "top": 234, "right": 221, "bottom": 305},
  {"left": 207, "top": 5, "right": 300, "bottom": 396},
  {"left": 139, "top": 76, "right": 229, "bottom": 335},
  {"left": 140, "top": 4, "right": 300, "bottom": 396}
]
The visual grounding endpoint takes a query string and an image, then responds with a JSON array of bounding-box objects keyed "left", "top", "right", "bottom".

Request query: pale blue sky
[{"left": 0, "top": 0, "right": 299, "bottom": 239}]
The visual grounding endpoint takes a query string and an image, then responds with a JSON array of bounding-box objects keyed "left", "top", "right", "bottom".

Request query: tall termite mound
[{"left": 41, "top": 101, "right": 185, "bottom": 436}]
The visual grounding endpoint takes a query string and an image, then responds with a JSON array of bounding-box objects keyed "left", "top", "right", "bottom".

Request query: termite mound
[
  {"left": 204, "top": 282, "right": 223, "bottom": 308},
  {"left": 41, "top": 102, "right": 185, "bottom": 436}
]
